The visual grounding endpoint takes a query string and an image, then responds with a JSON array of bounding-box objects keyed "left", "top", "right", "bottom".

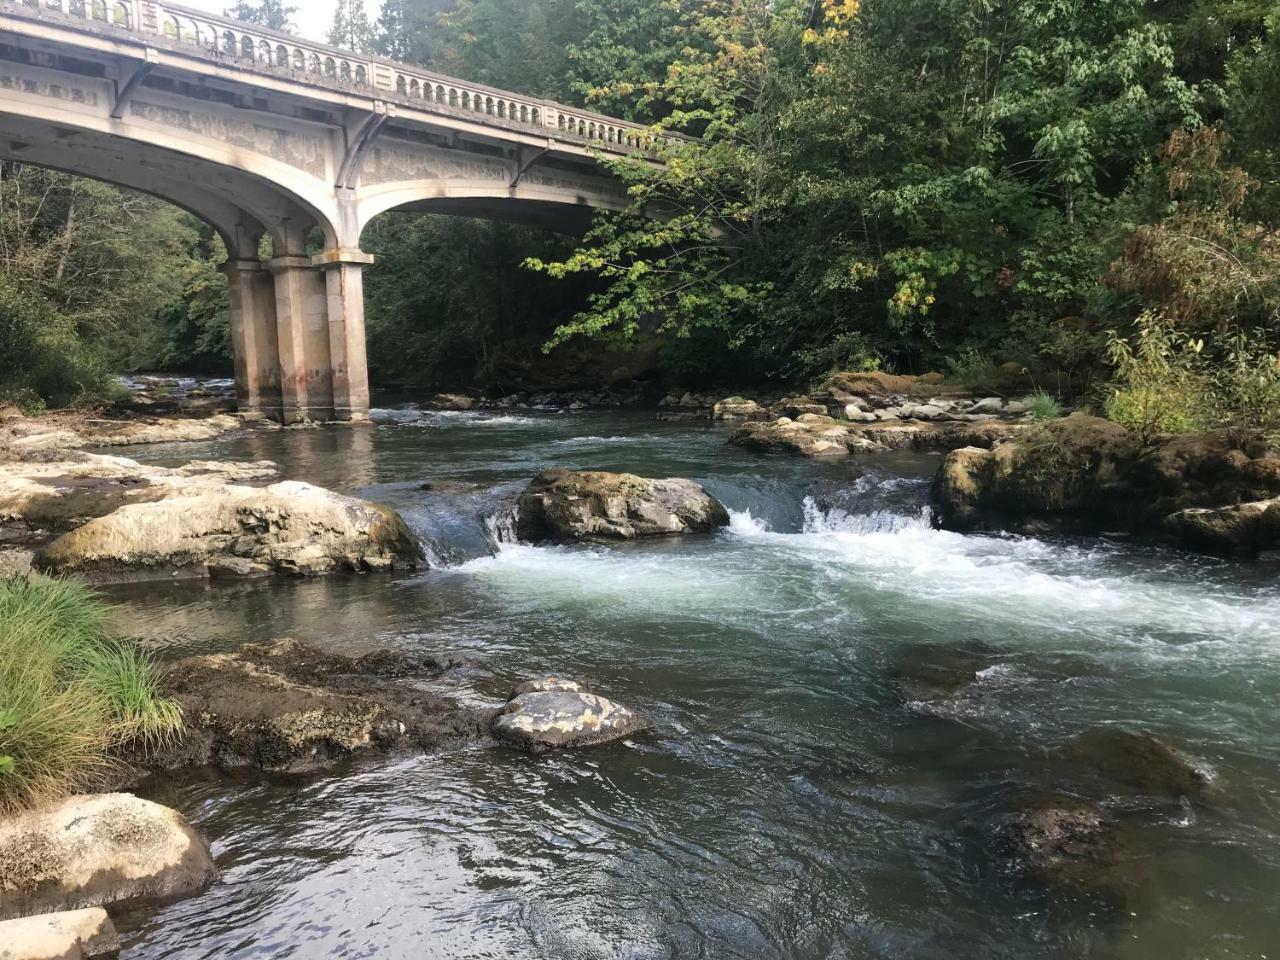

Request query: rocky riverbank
[{"left": 932, "top": 414, "right": 1280, "bottom": 556}]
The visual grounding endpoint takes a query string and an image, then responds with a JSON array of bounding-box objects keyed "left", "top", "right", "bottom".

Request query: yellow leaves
[
  {"left": 822, "top": 0, "right": 860, "bottom": 25},
  {"left": 804, "top": 0, "right": 860, "bottom": 50}
]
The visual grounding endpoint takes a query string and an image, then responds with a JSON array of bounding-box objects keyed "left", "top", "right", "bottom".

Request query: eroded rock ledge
[{"left": 932, "top": 414, "right": 1280, "bottom": 555}]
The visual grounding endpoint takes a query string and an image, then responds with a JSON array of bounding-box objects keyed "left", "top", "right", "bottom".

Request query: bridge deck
[{"left": 1, "top": 0, "right": 662, "bottom": 156}]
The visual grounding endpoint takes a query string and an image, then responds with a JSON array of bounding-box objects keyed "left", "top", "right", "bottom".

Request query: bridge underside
[{"left": 382, "top": 197, "right": 597, "bottom": 235}]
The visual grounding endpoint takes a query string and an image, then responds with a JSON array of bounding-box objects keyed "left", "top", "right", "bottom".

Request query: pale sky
[{"left": 177, "top": 0, "right": 382, "bottom": 43}]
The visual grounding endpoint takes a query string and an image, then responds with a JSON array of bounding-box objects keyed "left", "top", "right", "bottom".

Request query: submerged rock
[
  {"left": 515, "top": 470, "right": 729, "bottom": 543},
  {"left": 1054, "top": 729, "right": 1216, "bottom": 801},
  {"left": 996, "top": 796, "right": 1136, "bottom": 901},
  {"left": 34, "top": 481, "right": 422, "bottom": 579},
  {"left": 0, "top": 909, "right": 119, "bottom": 960},
  {"left": 0, "top": 794, "right": 217, "bottom": 921},
  {"left": 493, "top": 689, "right": 645, "bottom": 751},
  {"left": 889, "top": 640, "right": 1004, "bottom": 706},
  {"left": 135, "top": 640, "right": 494, "bottom": 775},
  {"left": 511, "top": 676, "right": 583, "bottom": 697}
]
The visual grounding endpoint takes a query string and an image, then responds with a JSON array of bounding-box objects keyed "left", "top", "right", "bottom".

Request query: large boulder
[
  {"left": 0, "top": 909, "right": 119, "bottom": 960},
  {"left": 34, "top": 481, "right": 422, "bottom": 579},
  {"left": 0, "top": 794, "right": 217, "bottom": 921},
  {"left": 729, "top": 415, "right": 884, "bottom": 458},
  {"left": 426, "top": 393, "right": 474, "bottom": 411},
  {"left": 493, "top": 689, "right": 645, "bottom": 751},
  {"left": 132, "top": 639, "right": 493, "bottom": 774},
  {"left": 515, "top": 470, "right": 729, "bottom": 543}
]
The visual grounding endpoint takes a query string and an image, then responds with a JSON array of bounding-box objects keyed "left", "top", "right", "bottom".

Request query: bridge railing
[{"left": 4, "top": 0, "right": 665, "bottom": 155}]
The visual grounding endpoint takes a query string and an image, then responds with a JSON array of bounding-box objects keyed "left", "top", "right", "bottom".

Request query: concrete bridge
[{"left": 0, "top": 0, "right": 658, "bottom": 421}]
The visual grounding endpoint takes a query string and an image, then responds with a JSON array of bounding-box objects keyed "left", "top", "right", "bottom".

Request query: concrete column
[
  {"left": 269, "top": 255, "right": 334, "bottom": 423},
  {"left": 314, "top": 248, "right": 375, "bottom": 421},
  {"left": 221, "top": 258, "right": 282, "bottom": 421}
]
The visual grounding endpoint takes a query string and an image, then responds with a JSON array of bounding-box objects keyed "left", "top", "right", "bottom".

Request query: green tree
[
  {"left": 225, "top": 0, "right": 296, "bottom": 30},
  {"left": 330, "top": 0, "right": 376, "bottom": 53}
]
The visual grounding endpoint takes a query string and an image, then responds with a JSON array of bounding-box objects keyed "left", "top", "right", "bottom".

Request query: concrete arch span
[{"left": 0, "top": 0, "right": 656, "bottom": 421}]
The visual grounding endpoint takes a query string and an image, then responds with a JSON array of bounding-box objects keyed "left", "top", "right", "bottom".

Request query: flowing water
[{"left": 100, "top": 406, "right": 1280, "bottom": 959}]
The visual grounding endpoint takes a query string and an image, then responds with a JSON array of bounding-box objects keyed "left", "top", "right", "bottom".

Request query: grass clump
[
  {"left": 1028, "top": 390, "right": 1063, "bottom": 422},
  {"left": 0, "top": 576, "right": 182, "bottom": 812}
]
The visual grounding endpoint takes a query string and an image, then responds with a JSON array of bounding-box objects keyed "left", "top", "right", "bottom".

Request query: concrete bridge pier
[
  {"left": 317, "top": 248, "right": 374, "bottom": 422},
  {"left": 224, "top": 247, "right": 374, "bottom": 425},
  {"left": 222, "top": 258, "right": 283, "bottom": 421}
]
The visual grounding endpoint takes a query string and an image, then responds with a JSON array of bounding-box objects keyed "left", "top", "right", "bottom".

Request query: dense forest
[{"left": 1, "top": 0, "right": 1277, "bottom": 432}]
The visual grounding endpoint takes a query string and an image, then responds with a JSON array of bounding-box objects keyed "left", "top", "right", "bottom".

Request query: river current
[{"left": 101, "top": 406, "right": 1280, "bottom": 959}]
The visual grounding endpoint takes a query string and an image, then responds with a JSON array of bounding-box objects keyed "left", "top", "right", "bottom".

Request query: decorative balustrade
[{"left": 5, "top": 0, "right": 662, "bottom": 155}]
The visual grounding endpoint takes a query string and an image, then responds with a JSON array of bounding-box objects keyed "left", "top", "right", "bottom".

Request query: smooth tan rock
[
  {"left": 493, "top": 691, "right": 644, "bottom": 750},
  {"left": 712, "top": 397, "right": 764, "bottom": 420},
  {"left": 85, "top": 415, "right": 240, "bottom": 447},
  {"left": 516, "top": 470, "right": 729, "bottom": 543},
  {"left": 0, "top": 909, "right": 118, "bottom": 960},
  {"left": 0, "top": 453, "right": 279, "bottom": 533},
  {"left": 729, "top": 416, "right": 884, "bottom": 458},
  {"left": 0, "top": 415, "right": 241, "bottom": 454},
  {"left": 0, "top": 795, "right": 217, "bottom": 921},
  {"left": 35, "top": 481, "right": 423, "bottom": 579}
]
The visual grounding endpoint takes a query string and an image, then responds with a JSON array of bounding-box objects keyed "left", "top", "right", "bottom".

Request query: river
[{"left": 100, "top": 405, "right": 1280, "bottom": 959}]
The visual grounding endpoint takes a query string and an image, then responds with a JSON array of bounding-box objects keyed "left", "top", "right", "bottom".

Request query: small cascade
[
  {"left": 800, "top": 496, "right": 932, "bottom": 536},
  {"left": 483, "top": 506, "right": 520, "bottom": 551}
]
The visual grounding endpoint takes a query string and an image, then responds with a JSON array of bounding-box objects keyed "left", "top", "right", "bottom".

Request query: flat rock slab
[
  {"left": 0, "top": 909, "right": 119, "bottom": 960},
  {"left": 493, "top": 691, "right": 645, "bottom": 751},
  {"left": 132, "top": 639, "right": 495, "bottom": 775},
  {"left": 0, "top": 794, "right": 217, "bottom": 921}
]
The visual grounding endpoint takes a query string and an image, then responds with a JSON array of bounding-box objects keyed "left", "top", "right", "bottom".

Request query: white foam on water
[
  {"left": 723, "top": 498, "right": 1280, "bottom": 650},
  {"left": 370, "top": 407, "right": 543, "bottom": 427},
  {"left": 548, "top": 435, "right": 647, "bottom": 447}
]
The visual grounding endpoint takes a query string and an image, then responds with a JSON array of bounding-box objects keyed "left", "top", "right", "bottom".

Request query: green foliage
[
  {"left": 329, "top": 0, "right": 375, "bottom": 53},
  {"left": 1213, "top": 331, "right": 1280, "bottom": 436},
  {"left": 0, "top": 576, "right": 182, "bottom": 812},
  {"left": 946, "top": 348, "right": 1002, "bottom": 393},
  {"left": 1104, "top": 312, "right": 1213, "bottom": 440},
  {"left": 363, "top": 213, "right": 591, "bottom": 389},
  {"left": 226, "top": 0, "right": 296, "bottom": 30}
]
